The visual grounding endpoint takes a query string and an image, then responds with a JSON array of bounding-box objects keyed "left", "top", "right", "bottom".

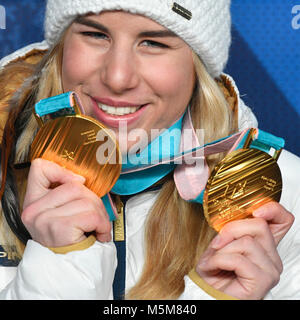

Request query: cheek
[
  {"left": 62, "top": 40, "right": 93, "bottom": 90},
  {"left": 144, "top": 57, "right": 195, "bottom": 107}
]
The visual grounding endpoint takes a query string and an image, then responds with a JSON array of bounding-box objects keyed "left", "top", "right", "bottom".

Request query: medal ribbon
[{"left": 34, "top": 92, "right": 285, "bottom": 215}]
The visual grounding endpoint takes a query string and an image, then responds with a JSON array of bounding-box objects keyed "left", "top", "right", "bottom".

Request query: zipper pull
[{"left": 114, "top": 195, "right": 125, "bottom": 242}]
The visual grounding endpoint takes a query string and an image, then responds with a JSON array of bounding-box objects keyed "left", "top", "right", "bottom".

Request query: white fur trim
[
  {"left": 0, "top": 41, "right": 49, "bottom": 70},
  {"left": 222, "top": 72, "right": 258, "bottom": 129}
]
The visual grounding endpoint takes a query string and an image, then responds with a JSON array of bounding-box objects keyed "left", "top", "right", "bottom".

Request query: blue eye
[
  {"left": 81, "top": 31, "right": 108, "bottom": 40},
  {"left": 142, "top": 40, "right": 169, "bottom": 48}
]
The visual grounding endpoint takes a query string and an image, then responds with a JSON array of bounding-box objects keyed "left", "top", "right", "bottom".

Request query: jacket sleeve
[
  {"left": 272, "top": 195, "right": 300, "bottom": 299},
  {"left": 178, "top": 270, "right": 238, "bottom": 300},
  {"left": 0, "top": 239, "right": 117, "bottom": 300},
  {"left": 268, "top": 150, "right": 300, "bottom": 299}
]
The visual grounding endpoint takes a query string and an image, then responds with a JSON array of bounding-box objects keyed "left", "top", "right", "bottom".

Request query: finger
[
  {"left": 96, "top": 233, "right": 113, "bottom": 243},
  {"left": 199, "top": 235, "right": 219, "bottom": 262},
  {"left": 29, "top": 158, "right": 86, "bottom": 189},
  {"left": 211, "top": 218, "right": 276, "bottom": 259},
  {"left": 253, "top": 201, "right": 295, "bottom": 245},
  {"left": 213, "top": 236, "right": 283, "bottom": 274},
  {"left": 196, "top": 251, "right": 279, "bottom": 300},
  {"left": 69, "top": 210, "right": 112, "bottom": 241},
  {"left": 201, "top": 234, "right": 282, "bottom": 276},
  {"left": 22, "top": 198, "right": 97, "bottom": 230},
  {"left": 25, "top": 181, "right": 103, "bottom": 217},
  {"left": 42, "top": 199, "right": 107, "bottom": 219},
  {"left": 197, "top": 251, "right": 259, "bottom": 281},
  {"left": 32, "top": 209, "right": 111, "bottom": 247},
  {"left": 23, "top": 196, "right": 110, "bottom": 239},
  {"left": 24, "top": 159, "right": 85, "bottom": 207}
]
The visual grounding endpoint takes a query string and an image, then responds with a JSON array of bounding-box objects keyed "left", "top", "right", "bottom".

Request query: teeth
[{"left": 98, "top": 103, "right": 141, "bottom": 115}]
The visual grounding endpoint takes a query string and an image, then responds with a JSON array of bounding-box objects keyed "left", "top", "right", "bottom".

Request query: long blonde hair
[
  {"left": 0, "top": 35, "right": 65, "bottom": 256},
  {"left": 0, "top": 32, "right": 235, "bottom": 298},
  {"left": 126, "top": 53, "right": 235, "bottom": 299}
]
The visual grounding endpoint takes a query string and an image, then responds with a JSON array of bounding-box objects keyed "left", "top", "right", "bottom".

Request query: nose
[{"left": 100, "top": 44, "right": 140, "bottom": 94}]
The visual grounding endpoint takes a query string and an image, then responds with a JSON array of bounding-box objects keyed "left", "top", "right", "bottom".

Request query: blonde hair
[
  {"left": 0, "top": 32, "right": 236, "bottom": 298},
  {"left": 126, "top": 53, "right": 235, "bottom": 299},
  {"left": 0, "top": 34, "right": 65, "bottom": 256}
]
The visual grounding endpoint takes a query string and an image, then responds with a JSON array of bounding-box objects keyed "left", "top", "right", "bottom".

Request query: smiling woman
[
  {"left": 0, "top": 0, "right": 300, "bottom": 301},
  {"left": 62, "top": 12, "right": 195, "bottom": 151}
]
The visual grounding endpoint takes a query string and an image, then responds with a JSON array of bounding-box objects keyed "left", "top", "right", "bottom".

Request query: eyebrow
[{"left": 74, "top": 16, "right": 178, "bottom": 38}]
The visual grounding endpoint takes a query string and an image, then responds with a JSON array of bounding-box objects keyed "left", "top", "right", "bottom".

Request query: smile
[
  {"left": 97, "top": 103, "right": 142, "bottom": 116},
  {"left": 91, "top": 96, "right": 149, "bottom": 128}
]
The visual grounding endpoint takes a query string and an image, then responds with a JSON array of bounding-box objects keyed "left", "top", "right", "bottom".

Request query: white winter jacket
[{"left": 0, "top": 42, "right": 300, "bottom": 300}]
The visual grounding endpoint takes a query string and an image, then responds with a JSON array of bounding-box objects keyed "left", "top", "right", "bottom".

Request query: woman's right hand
[{"left": 22, "top": 158, "right": 112, "bottom": 248}]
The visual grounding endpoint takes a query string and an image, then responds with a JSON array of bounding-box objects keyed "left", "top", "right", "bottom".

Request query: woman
[{"left": 0, "top": 0, "right": 298, "bottom": 300}]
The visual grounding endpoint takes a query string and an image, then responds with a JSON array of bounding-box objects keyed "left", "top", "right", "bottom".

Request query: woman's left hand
[{"left": 196, "top": 202, "right": 294, "bottom": 300}]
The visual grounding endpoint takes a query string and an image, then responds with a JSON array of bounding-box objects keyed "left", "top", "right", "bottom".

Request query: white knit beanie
[{"left": 44, "top": 0, "right": 231, "bottom": 78}]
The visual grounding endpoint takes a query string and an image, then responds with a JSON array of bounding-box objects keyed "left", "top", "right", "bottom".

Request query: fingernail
[
  {"left": 252, "top": 207, "right": 265, "bottom": 218},
  {"left": 98, "top": 234, "right": 111, "bottom": 243},
  {"left": 198, "top": 260, "right": 207, "bottom": 267},
  {"left": 72, "top": 173, "right": 86, "bottom": 183},
  {"left": 211, "top": 234, "right": 222, "bottom": 249},
  {"left": 198, "top": 256, "right": 209, "bottom": 267}
]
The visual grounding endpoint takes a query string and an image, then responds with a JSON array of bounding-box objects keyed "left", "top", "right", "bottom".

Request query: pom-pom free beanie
[{"left": 44, "top": 0, "right": 231, "bottom": 77}]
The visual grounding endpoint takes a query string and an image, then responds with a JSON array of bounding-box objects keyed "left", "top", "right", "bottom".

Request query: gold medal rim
[
  {"left": 203, "top": 148, "right": 282, "bottom": 232},
  {"left": 30, "top": 115, "right": 122, "bottom": 196}
]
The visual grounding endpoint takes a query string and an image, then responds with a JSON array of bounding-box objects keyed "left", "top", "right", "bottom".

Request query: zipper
[
  {"left": 114, "top": 195, "right": 125, "bottom": 242},
  {"left": 112, "top": 195, "right": 126, "bottom": 299}
]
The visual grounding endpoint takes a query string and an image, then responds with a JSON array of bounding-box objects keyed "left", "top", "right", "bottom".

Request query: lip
[
  {"left": 93, "top": 96, "right": 143, "bottom": 108},
  {"left": 91, "top": 97, "right": 148, "bottom": 128}
]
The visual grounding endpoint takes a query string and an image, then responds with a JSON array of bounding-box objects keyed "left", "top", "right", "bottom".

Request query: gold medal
[
  {"left": 203, "top": 129, "right": 282, "bottom": 232},
  {"left": 30, "top": 94, "right": 121, "bottom": 197}
]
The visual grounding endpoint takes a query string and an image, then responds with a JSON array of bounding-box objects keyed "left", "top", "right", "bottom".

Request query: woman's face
[{"left": 62, "top": 11, "right": 195, "bottom": 153}]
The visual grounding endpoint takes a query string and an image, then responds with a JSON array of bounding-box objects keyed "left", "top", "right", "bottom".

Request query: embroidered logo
[{"left": 172, "top": 2, "right": 192, "bottom": 20}]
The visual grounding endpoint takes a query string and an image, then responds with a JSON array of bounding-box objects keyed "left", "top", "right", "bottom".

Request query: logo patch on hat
[{"left": 172, "top": 2, "right": 192, "bottom": 20}]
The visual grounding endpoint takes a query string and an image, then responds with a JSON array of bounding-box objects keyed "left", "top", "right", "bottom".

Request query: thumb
[
  {"left": 24, "top": 158, "right": 85, "bottom": 208},
  {"left": 253, "top": 201, "right": 294, "bottom": 245}
]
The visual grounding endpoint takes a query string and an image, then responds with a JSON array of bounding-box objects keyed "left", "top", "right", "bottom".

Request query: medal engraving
[
  {"left": 203, "top": 147, "right": 282, "bottom": 232},
  {"left": 30, "top": 115, "right": 121, "bottom": 198},
  {"left": 261, "top": 176, "right": 277, "bottom": 191},
  {"left": 62, "top": 149, "right": 75, "bottom": 161},
  {"left": 81, "top": 129, "right": 97, "bottom": 146}
]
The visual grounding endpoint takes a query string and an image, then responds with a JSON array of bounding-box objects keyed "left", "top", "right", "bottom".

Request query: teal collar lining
[{"left": 111, "top": 114, "right": 184, "bottom": 195}]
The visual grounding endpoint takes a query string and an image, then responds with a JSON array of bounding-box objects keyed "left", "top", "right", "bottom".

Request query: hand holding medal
[
  {"left": 22, "top": 92, "right": 122, "bottom": 247},
  {"left": 196, "top": 130, "right": 294, "bottom": 299},
  {"left": 203, "top": 128, "right": 283, "bottom": 232},
  {"left": 30, "top": 92, "right": 122, "bottom": 198}
]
